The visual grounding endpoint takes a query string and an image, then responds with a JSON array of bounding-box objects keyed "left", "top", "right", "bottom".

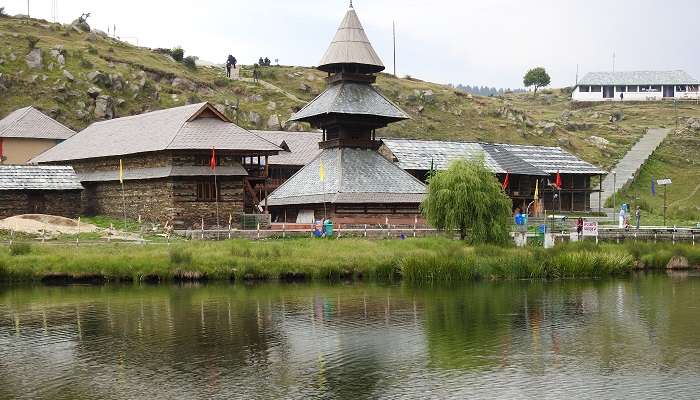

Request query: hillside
[{"left": 0, "top": 15, "right": 698, "bottom": 223}]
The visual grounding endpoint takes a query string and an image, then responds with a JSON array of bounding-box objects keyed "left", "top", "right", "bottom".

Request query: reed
[{"left": 0, "top": 238, "right": 695, "bottom": 283}]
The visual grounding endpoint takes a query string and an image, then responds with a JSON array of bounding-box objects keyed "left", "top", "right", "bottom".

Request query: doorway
[
  {"left": 603, "top": 86, "right": 614, "bottom": 99},
  {"left": 663, "top": 85, "right": 675, "bottom": 98},
  {"left": 27, "top": 193, "right": 46, "bottom": 214}
]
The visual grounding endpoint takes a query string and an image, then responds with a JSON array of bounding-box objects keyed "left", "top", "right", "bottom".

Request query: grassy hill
[{"left": 1, "top": 15, "right": 698, "bottom": 224}]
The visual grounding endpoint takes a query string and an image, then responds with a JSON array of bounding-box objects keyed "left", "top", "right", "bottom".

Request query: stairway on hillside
[{"left": 590, "top": 128, "right": 671, "bottom": 211}]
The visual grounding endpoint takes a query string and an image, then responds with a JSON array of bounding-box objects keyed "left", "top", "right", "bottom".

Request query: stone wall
[
  {"left": 0, "top": 190, "right": 82, "bottom": 218},
  {"left": 171, "top": 177, "right": 245, "bottom": 229},
  {"left": 82, "top": 179, "right": 174, "bottom": 224}
]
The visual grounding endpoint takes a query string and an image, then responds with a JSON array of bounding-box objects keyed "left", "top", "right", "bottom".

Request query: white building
[{"left": 572, "top": 70, "right": 699, "bottom": 102}]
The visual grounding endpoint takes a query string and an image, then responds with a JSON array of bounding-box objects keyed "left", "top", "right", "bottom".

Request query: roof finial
[{"left": 349, "top": 0, "right": 353, "bottom": 8}]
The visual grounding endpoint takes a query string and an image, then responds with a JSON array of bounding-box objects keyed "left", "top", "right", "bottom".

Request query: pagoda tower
[{"left": 265, "top": 3, "right": 426, "bottom": 224}]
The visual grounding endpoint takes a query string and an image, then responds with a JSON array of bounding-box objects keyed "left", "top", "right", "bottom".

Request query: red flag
[
  {"left": 501, "top": 171, "right": 510, "bottom": 191},
  {"left": 555, "top": 170, "right": 562, "bottom": 189},
  {"left": 209, "top": 147, "right": 217, "bottom": 171}
]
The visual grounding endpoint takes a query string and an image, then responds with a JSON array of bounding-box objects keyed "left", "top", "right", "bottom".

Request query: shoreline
[{"left": 0, "top": 239, "right": 698, "bottom": 284}]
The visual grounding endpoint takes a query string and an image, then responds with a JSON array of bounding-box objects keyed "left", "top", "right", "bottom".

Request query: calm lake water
[{"left": 2, "top": 274, "right": 700, "bottom": 399}]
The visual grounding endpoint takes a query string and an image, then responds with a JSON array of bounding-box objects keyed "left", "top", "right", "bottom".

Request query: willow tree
[{"left": 421, "top": 158, "right": 511, "bottom": 243}]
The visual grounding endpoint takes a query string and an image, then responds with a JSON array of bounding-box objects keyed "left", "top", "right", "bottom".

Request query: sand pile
[{"left": 0, "top": 214, "right": 98, "bottom": 235}]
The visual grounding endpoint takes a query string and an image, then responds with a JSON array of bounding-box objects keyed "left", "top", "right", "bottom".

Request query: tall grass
[{"left": 0, "top": 238, "right": 696, "bottom": 283}]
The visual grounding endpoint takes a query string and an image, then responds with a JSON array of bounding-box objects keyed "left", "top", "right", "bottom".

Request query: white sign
[
  {"left": 657, "top": 179, "right": 672, "bottom": 185},
  {"left": 582, "top": 221, "right": 598, "bottom": 237}
]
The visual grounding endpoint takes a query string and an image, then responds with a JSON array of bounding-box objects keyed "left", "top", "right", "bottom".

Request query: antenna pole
[
  {"left": 612, "top": 52, "right": 616, "bottom": 72},
  {"left": 575, "top": 64, "right": 579, "bottom": 85},
  {"left": 393, "top": 20, "right": 397, "bottom": 77}
]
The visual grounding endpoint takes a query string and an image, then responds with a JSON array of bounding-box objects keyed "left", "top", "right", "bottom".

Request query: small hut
[{"left": 0, "top": 165, "right": 83, "bottom": 218}]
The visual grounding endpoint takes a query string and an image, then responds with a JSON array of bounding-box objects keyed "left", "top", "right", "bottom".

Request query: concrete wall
[
  {"left": 1, "top": 138, "right": 59, "bottom": 164},
  {"left": 572, "top": 85, "right": 700, "bottom": 102}
]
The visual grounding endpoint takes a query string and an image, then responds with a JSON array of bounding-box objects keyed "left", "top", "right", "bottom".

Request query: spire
[{"left": 317, "top": 6, "right": 384, "bottom": 74}]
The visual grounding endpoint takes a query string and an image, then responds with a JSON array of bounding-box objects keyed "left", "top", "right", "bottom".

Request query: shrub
[
  {"left": 182, "top": 56, "right": 197, "bottom": 70},
  {"left": 171, "top": 47, "right": 184, "bottom": 62},
  {"left": 86, "top": 45, "right": 98, "bottom": 55},
  {"left": 214, "top": 77, "right": 230, "bottom": 87},
  {"left": 169, "top": 247, "right": 192, "bottom": 266},
  {"left": 0, "top": 7, "right": 6, "bottom": 17},
  {"left": 9, "top": 242, "right": 31, "bottom": 256},
  {"left": 80, "top": 59, "right": 93, "bottom": 69},
  {"left": 26, "top": 35, "right": 40, "bottom": 49}
]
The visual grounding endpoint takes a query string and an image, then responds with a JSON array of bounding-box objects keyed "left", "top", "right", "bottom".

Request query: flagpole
[
  {"left": 121, "top": 182, "right": 126, "bottom": 231},
  {"left": 211, "top": 148, "right": 220, "bottom": 240}
]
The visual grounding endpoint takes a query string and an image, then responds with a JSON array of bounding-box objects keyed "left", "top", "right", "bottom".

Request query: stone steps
[{"left": 590, "top": 128, "right": 671, "bottom": 210}]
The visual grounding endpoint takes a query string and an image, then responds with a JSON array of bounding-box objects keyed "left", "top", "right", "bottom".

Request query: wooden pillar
[
  {"left": 598, "top": 174, "right": 602, "bottom": 213},
  {"left": 264, "top": 155, "right": 269, "bottom": 214},
  {"left": 570, "top": 175, "right": 574, "bottom": 211}
]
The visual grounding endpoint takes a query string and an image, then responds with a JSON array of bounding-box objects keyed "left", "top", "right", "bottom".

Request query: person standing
[
  {"left": 635, "top": 206, "right": 641, "bottom": 230},
  {"left": 231, "top": 56, "right": 237, "bottom": 69},
  {"left": 576, "top": 217, "right": 584, "bottom": 239},
  {"left": 225, "top": 56, "right": 232, "bottom": 78},
  {"left": 618, "top": 207, "right": 626, "bottom": 229}
]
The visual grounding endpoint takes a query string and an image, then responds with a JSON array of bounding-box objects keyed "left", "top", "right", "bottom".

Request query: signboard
[
  {"left": 657, "top": 179, "right": 672, "bottom": 186},
  {"left": 582, "top": 221, "right": 598, "bottom": 237}
]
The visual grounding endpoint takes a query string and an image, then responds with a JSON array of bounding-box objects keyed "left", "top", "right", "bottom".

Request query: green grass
[{"left": 0, "top": 238, "right": 695, "bottom": 284}]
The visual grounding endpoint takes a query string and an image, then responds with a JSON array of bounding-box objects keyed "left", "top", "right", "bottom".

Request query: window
[
  {"left": 590, "top": 85, "right": 601, "bottom": 92},
  {"left": 640, "top": 85, "right": 660, "bottom": 92},
  {"left": 651, "top": 85, "right": 661, "bottom": 92},
  {"left": 578, "top": 85, "right": 590, "bottom": 92},
  {"left": 676, "top": 85, "right": 687, "bottom": 92},
  {"left": 615, "top": 85, "right": 626, "bottom": 92},
  {"left": 689, "top": 85, "right": 699, "bottom": 92},
  {"left": 196, "top": 181, "right": 219, "bottom": 202},
  {"left": 627, "top": 85, "right": 638, "bottom": 92}
]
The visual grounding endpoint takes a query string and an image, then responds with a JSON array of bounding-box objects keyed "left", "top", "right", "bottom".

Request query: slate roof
[
  {"left": 578, "top": 70, "right": 699, "bottom": 86},
  {"left": 32, "top": 103, "right": 280, "bottom": 163},
  {"left": 498, "top": 144, "right": 606, "bottom": 175},
  {"left": 252, "top": 130, "right": 323, "bottom": 166},
  {"left": 76, "top": 165, "right": 248, "bottom": 182},
  {"left": 381, "top": 139, "right": 604, "bottom": 175},
  {"left": 0, "top": 165, "right": 83, "bottom": 190},
  {"left": 0, "top": 106, "right": 75, "bottom": 140},
  {"left": 318, "top": 6, "right": 384, "bottom": 74},
  {"left": 265, "top": 147, "right": 426, "bottom": 206},
  {"left": 290, "top": 82, "right": 409, "bottom": 123}
]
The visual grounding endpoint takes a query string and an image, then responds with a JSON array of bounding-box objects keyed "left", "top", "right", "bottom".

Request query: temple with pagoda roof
[{"left": 264, "top": 3, "right": 427, "bottom": 224}]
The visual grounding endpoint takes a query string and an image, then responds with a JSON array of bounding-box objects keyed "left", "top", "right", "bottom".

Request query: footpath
[{"left": 590, "top": 127, "right": 671, "bottom": 211}]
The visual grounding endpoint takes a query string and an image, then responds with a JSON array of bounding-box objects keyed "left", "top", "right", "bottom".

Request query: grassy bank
[{"left": 1, "top": 239, "right": 699, "bottom": 284}]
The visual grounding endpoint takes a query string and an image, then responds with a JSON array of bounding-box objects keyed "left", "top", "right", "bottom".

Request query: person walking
[
  {"left": 635, "top": 206, "right": 641, "bottom": 230},
  {"left": 618, "top": 207, "right": 626, "bottom": 229}
]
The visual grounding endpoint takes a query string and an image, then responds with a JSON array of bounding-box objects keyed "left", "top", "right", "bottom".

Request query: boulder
[
  {"left": 62, "top": 69, "right": 75, "bottom": 81},
  {"left": 267, "top": 101, "right": 277, "bottom": 111},
  {"left": 586, "top": 135, "right": 609, "bottom": 149},
  {"left": 87, "top": 86, "right": 102, "bottom": 99},
  {"left": 542, "top": 122, "right": 556, "bottom": 135},
  {"left": 109, "top": 73, "right": 124, "bottom": 91},
  {"left": 266, "top": 114, "right": 281, "bottom": 130},
  {"left": 71, "top": 18, "right": 91, "bottom": 32},
  {"left": 284, "top": 121, "right": 304, "bottom": 132},
  {"left": 247, "top": 94, "right": 263, "bottom": 102},
  {"left": 135, "top": 70, "right": 147, "bottom": 88},
  {"left": 85, "top": 32, "right": 98, "bottom": 42},
  {"left": 171, "top": 77, "right": 196, "bottom": 91},
  {"left": 25, "top": 48, "right": 43, "bottom": 69},
  {"left": 666, "top": 256, "right": 689, "bottom": 270},
  {"left": 94, "top": 95, "right": 115, "bottom": 119},
  {"left": 248, "top": 111, "right": 261, "bottom": 126},
  {"left": 557, "top": 137, "right": 571, "bottom": 148},
  {"left": 422, "top": 89, "right": 434, "bottom": 102},
  {"left": 560, "top": 110, "right": 572, "bottom": 121},
  {"left": 9, "top": 53, "right": 16, "bottom": 61},
  {"left": 87, "top": 70, "right": 110, "bottom": 86},
  {"left": 299, "top": 83, "right": 311, "bottom": 92}
]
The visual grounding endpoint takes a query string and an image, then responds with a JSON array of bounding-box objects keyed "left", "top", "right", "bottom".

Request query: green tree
[
  {"left": 170, "top": 46, "right": 184, "bottom": 62},
  {"left": 523, "top": 67, "right": 551, "bottom": 94},
  {"left": 420, "top": 158, "right": 511, "bottom": 243}
]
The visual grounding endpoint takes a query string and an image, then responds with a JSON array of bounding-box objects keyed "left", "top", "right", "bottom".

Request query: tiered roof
[
  {"left": 317, "top": 6, "right": 384, "bottom": 73},
  {"left": 265, "top": 147, "right": 426, "bottom": 206}
]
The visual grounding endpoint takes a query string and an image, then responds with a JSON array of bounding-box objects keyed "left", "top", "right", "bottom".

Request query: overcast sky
[{"left": 5, "top": 0, "right": 699, "bottom": 88}]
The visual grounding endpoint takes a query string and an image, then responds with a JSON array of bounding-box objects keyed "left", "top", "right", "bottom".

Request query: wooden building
[
  {"left": 0, "top": 106, "right": 75, "bottom": 164},
  {"left": 381, "top": 139, "right": 606, "bottom": 213},
  {"left": 0, "top": 165, "right": 83, "bottom": 218},
  {"left": 252, "top": 130, "right": 323, "bottom": 191},
  {"left": 264, "top": 4, "right": 427, "bottom": 224},
  {"left": 32, "top": 103, "right": 280, "bottom": 228}
]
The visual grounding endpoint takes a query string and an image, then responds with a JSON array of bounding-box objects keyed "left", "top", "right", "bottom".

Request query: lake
[{"left": 2, "top": 273, "right": 700, "bottom": 399}]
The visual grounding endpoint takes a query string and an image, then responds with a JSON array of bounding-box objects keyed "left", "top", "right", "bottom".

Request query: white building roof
[{"left": 578, "top": 70, "right": 699, "bottom": 86}]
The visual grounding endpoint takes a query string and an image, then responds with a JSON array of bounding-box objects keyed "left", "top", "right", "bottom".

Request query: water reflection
[{"left": 1, "top": 274, "right": 700, "bottom": 399}]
